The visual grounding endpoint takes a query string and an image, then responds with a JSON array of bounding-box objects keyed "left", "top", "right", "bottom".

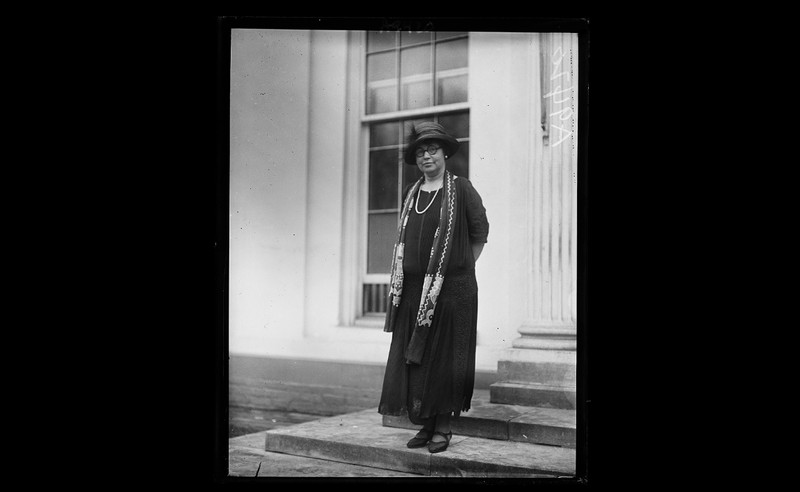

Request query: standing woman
[{"left": 378, "top": 122, "right": 489, "bottom": 453}]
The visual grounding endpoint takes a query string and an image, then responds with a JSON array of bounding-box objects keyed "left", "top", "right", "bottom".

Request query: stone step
[
  {"left": 264, "top": 409, "right": 576, "bottom": 478},
  {"left": 382, "top": 390, "right": 576, "bottom": 448},
  {"left": 490, "top": 381, "right": 577, "bottom": 409},
  {"left": 497, "top": 358, "right": 576, "bottom": 386}
]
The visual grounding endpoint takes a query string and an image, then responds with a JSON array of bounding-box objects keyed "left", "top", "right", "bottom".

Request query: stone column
[
  {"left": 490, "top": 32, "right": 578, "bottom": 409},
  {"left": 521, "top": 30, "right": 578, "bottom": 351}
]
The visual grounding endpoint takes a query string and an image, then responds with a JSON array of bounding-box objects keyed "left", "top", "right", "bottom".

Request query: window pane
[
  {"left": 435, "top": 31, "right": 467, "bottom": 40},
  {"left": 369, "top": 149, "right": 399, "bottom": 210},
  {"left": 367, "top": 212, "right": 398, "bottom": 273},
  {"left": 368, "top": 85, "right": 397, "bottom": 114},
  {"left": 437, "top": 73, "right": 468, "bottom": 105},
  {"left": 401, "top": 31, "right": 432, "bottom": 46},
  {"left": 437, "top": 112, "right": 469, "bottom": 139},
  {"left": 367, "top": 51, "right": 397, "bottom": 82},
  {"left": 370, "top": 121, "right": 400, "bottom": 147},
  {"left": 435, "top": 38, "right": 468, "bottom": 71},
  {"left": 367, "top": 52, "right": 398, "bottom": 114},
  {"left": 401, "top": 45, "right": 431, "bottom": 77},
  {"left": 446, "top": 141, "right": 469, "bottom": 179},
  {"left": 402, "top": 79, "right": 432, "bottom": 110},
  {"left": 367, "top": 31, "right": 396, "bottom": 52}
]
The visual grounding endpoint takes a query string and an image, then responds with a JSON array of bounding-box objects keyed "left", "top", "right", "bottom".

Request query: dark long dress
[{"left": 378, "top": 176, "right": 489, "bottom": 425}]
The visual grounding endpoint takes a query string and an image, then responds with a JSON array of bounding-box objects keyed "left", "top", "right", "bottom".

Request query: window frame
[
  {"left": 365, "top": 31, "right": 469, "bottom": 116},
  {"left": 357, "top": 31, "right": 471, "bottom": 318}
]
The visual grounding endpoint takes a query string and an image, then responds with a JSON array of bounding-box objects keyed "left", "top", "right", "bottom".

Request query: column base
[
  {"left": 511, "top": 325, "right": 577, "bottom": 350},
  {"left": 512, "top": 337, "right": 577, "bottom": 350}
]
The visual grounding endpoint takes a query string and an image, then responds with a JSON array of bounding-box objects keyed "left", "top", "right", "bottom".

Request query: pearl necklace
[{"left": 415, "top": 185, "right": 440, "bottom": 214}]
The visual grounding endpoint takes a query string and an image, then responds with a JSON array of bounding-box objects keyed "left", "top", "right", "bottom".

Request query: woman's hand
[{"left": 471, "top": 242, "right": 485, "bottom": 262}]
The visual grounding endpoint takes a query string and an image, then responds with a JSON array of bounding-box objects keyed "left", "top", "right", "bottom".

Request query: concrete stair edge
[
  {"left": 490, "top": 381, "right": 577, "bottom": 409},
  {"left": 497, "top": 359, "right": 577, "bottom": 386},
  {"left": 381, "top": 405, "right": 576, "bottom": 448},
  {"left": 263, "top": 409, "right": 576, "bottom": 478}
]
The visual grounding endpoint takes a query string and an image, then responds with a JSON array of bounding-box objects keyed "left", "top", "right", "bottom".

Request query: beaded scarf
[{"left": 383, "top": 171, "right": 457, "bottom": 365}]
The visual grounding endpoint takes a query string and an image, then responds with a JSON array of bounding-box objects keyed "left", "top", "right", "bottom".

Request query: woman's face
[{"left": 414, "top": 139, "right": 446, "bottom": 177}]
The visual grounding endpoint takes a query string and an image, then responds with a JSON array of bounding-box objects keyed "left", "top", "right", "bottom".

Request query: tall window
[{"left": 362, "top": 31, "right": 469, "bottom": 315}]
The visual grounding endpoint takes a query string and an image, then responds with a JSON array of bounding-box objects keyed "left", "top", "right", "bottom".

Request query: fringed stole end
[{"left": 404, "top": 322, "right": 429, "bottom": 364}]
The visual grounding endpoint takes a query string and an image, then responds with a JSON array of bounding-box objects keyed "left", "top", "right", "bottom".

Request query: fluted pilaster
[{"left": 515, "top": 31, "right": 578, "bottom": 351}]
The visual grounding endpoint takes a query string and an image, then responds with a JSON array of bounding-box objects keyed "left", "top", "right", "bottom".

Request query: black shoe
[
  {"left": 427, "top": 430, "right": 452, "bottom": 453},
  {"left": 407, "top": 428, "right": 434, "bottom": 448}
]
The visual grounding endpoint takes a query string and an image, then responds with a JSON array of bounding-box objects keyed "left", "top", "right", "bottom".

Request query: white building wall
[
  {"left": 302, "top": 30, "right": 348, "bottom": 340},
  {"left": 228, "top": 29, "right": 311, "bottom": 353},
  {"left": 470, "top": 32, "right": 541, "bottom": 356}
]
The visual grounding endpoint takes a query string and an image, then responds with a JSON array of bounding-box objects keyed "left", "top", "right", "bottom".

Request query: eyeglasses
[{"left": 414, "top": 144, "right": 441, "bottom": 158}]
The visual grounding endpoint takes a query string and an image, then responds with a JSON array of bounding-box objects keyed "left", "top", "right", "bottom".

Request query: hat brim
[{"left": 403, "top": 136, "right": 460, "bottom": 165}]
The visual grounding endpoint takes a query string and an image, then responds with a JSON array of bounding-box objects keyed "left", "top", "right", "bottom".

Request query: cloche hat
[{"left": 403, "top": 121, "right": 460, "bottom": 165}]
